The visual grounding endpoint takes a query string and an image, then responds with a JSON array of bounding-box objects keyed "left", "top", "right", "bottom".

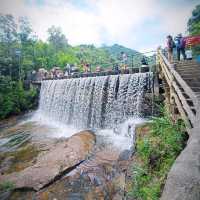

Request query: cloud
[{"left": 0, "top": 0, "right": 198, "bottom": 51}]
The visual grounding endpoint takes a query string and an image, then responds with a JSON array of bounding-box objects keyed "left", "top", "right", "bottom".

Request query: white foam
[
  {"left": 23, "top": 111, "right": 147, "bottom": 151},
  {"left": 96, "top": 117, "right": 146, "bottom": 150},
  {"left": 25, "top": 111, "right": 80, "bottom": 138}
]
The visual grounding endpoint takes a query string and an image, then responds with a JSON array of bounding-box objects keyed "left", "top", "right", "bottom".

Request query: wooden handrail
[
  {"left": 158, "top": 51, "right": 199, "bottom": 108},
  {"left": 157, "top": 49, "right": 199, "bottom": 127}
]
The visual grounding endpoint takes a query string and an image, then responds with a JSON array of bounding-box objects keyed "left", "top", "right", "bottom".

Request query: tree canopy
[{"left": 187, "top": 4, "right": 200, "bottom": 56}]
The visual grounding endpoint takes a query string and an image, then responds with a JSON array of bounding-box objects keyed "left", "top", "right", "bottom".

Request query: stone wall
[{"left": 161, "top": 109, "right": 200, "bottom": 200}]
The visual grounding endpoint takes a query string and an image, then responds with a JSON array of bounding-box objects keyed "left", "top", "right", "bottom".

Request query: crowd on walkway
[{"left": 166, "top": 33, "right": 192, "bottom": 63}]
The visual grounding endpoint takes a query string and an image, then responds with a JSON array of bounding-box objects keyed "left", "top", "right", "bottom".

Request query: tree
[
  {"left": 47, "top": 26, "right": 68, "bottom": 52},
  {"left": 0, "top": 14, "right": 18, "bottom": 78},
  {"left": 188, "top": 4, "right": 200, "bottom": 35},
  {"left": 18, "top": 16, "right": 32, "bottom": 43},
  {"left": 0, "top": 14, "right": 17, "bottom": 44},
  {"left": 187, "top": 4, "right": 200, "bottom": 56}
]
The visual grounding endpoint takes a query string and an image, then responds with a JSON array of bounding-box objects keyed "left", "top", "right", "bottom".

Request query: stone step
[
  {"left": 175, "top": 65, "right": 200, "bottom": 70},
  {"left": 173, "top": 60, "right": 198, "bottom": 65},
  {"left": 176, "top": 69, "right": 200, "bottom": 73},
  {"left": 177, "top": 71, "right": 200, "bottom": 75},
  {"left": 181, "top": 78, "right": 200, "bottom": 83},
  {"left": 179, "top": 75, "right": 200, "bottom": 80},
  {"left": 179, "top": 77, "right": 200, "bottom": 82}
]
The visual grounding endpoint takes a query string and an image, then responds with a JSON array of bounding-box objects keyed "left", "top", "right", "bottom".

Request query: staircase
[
  {"left": 157, "top": 51, "right": 200, "bottom": 200},
  {"left": 174, "top": 60, "right": 200, "bottom": 100},
  {"left": 157, "top": 50, "right": 200, "bottom": 128}
]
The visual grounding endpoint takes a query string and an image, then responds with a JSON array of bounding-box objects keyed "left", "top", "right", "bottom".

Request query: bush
[
  {"left": 0, "top": 181, "right": 15, "bottom": 193},
  {"left": 129, "top": 107, "right": 186, "bottom": 200},
  {"left": 0, "top": 76, "right": 38, "bottom": 119}
]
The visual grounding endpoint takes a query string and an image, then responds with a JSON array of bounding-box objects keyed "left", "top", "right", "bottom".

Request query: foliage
[
  {"left": 129, "top": 108, "right": 186, "bottom": 200},
  {"left": 0, "top": 181, "right": 15, "bottom": 193},
  {"left": 187, "top": 4, "right": 200, "bottom": 56},
  {"left": 0, "top": 76, "right": 37, "bottom": 119},
  {"left": 188, "top": 4, "right": 200, "bottom": 35},
  {"left": 47, "top": 25, "right": 68, "bottom": 51}
]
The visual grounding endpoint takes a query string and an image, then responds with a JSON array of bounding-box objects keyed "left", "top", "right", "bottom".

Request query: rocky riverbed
[{"left": 0, "top": 115, "right": 140, "bottom": 200}]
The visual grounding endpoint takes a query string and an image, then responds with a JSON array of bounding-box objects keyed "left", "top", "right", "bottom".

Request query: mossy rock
[
  {"left": 135, "top": 122, "right": 152, "bottom": 139},
  {"left": 0, "top": 144, "right": 40, "bottom": 175}
]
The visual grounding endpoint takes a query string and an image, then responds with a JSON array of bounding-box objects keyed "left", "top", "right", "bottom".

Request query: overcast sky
[{"left": 0, "top": 0, "right": 199, "bottom": 52}]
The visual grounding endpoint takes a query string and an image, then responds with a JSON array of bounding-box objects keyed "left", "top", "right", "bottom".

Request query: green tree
[
  {"left": 0, "top": 14, "right": 18, "bottom": 79},
  {"left": 188, "top": 5, "right": 200, "bottom": 35},
  {"left": 47, "top": 26, "right": 68, "bottom": 52},
  {"left": 187, "top": 4, "right": 200, "bottom": 56}
]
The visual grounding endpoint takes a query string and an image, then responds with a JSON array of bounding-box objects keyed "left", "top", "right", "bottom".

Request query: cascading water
[
  {"left": 36, "top": 72, "right": 153, "bottom": 132},
  {"left": 0, "top": 72, "right": 153, "bottom": 199}
]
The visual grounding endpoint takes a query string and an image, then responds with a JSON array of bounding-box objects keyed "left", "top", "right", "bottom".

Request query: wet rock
[
  {"left": 0, "top": 144, "right": 39, "bottom": 175},
  {"left": 0, "top": 130, "right": 95, "bottom": 191},
  {"left": 118, "top": 149, "right": 132, "bottom": 161},
  {"left": 0, "top": 156, "right": 14, "bottom": 175},
  {"left": 36, "top": 147, "right": 130, "bottom": 200},
  {"left": 0, "top": 191, "right": 12, "bottom": 200}
]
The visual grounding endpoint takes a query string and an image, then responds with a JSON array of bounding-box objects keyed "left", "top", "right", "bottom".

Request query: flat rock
[{"left": 0, "top": 130, "right": 95, "bottom": 191}]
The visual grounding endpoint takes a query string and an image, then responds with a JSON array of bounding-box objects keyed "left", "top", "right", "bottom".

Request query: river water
[{"left": 0, "top": 73, "right": 153, "bottom": 199}]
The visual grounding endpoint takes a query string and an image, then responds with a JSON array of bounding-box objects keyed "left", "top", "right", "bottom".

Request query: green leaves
[
  {"left": 130, "top": 107, "right": 186, "bottom": 200},
  {"left": 0, "top": 77, "right": 37, "bottom": 119},
  {"left": 187, "top": 4, "right": 200, "bottom": 56},
  {"left": 0, "top": 181, "right": 15, "bottom": 193}
]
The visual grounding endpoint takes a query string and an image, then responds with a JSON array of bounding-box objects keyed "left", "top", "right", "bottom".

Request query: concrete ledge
[{"left": 161, "top": 123, "right": 200, "bottom": 200}]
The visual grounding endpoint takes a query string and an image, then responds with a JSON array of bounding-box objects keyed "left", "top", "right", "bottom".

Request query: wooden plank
[
  {"left": 172, "top": 92, "right": 192, "bottom": 129},
  {"left": 173, "top": 82, "right": 196, "bottom": 125},
  {"left": 172, "top": 70, "right": 199, "bottom": 108},
  {"left": 158, "top": 56, "right": 173, "bottom": 84},
  {"left": 157, "top": 50, "right": 200, "bottom": 129},
  {"left": 158, "top": 50, "right": 199, "bottom": 109}
]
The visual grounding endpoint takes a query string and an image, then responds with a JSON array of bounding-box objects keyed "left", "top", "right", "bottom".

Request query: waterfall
[{"left": 37, "top": 72, "right": 153, "bottom": 130}]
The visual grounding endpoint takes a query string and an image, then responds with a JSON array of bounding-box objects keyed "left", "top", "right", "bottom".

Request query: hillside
[
  {"left": 101, "top": 44, "right": 140, "bottom": 59},
  {"left": 61, "top": 44, "right": 148, "bottom": 70},
  {"left": 101, "top": 44, "right": 155, "bottom": 68}
]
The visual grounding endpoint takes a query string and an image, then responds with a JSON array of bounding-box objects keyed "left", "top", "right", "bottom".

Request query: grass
[
  {"left": 129, "top": 107, "right": 187, "bottom": 200},
  {"left": 0, "top": 181, "right": 15, "bottom": 193}
]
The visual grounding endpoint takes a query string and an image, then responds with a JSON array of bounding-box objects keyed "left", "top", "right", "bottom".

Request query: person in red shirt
[{"left": 166, "top": 35, "right": 175, "bottom": 63}]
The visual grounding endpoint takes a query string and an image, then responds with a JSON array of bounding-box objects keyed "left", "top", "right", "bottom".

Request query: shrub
[
  {"left": 0, "top": 181, "right": 15, "bottom": 193},
  {"left": 0, "top": 76, "right": 38, "bottom": 119},
  {"left": 129, "top": 107, "right": 186, "bottom": 200}
]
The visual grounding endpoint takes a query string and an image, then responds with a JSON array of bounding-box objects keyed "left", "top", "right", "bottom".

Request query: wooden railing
[{"left": 157, "top": 49, "right": 199, "bottom": 128}]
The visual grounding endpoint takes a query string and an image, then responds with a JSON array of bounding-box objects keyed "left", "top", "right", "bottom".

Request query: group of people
[{"left": 166, "top": 33, "right": 188, "bottom": 63}]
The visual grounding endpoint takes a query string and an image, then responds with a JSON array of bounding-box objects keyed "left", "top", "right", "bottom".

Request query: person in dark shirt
[
  {"left": 141, "top": 57, "right": 148, "bottom": 65},
  {"left": 175, "top": 33, "right": 186, "bottom": 61},
  {"left": 166, "top": 35, "right": 175, "bottom": 63}
]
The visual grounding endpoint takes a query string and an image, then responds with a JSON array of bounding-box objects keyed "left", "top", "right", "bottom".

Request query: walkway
[
  {"left": 157, "top": 50, "right": 200, "bottom": 200},
  {"left": 157, "top": 50, "right": 200, "bottom": 128}
]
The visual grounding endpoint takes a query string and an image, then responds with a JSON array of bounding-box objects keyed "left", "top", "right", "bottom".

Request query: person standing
[
  {"left": 175, "top": 33, "right": 186, "bottom": 61},
  {"left": 121, "top": 52, "right": 128, "bottom": 70},
  {"left": 166, "top": 35, "right": 175, "bottom": 63}
]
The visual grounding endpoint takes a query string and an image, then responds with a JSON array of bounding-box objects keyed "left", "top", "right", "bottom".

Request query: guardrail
[
  {"left": 31, "top": 65, "right": 152, "bottom": 83},
  {"left": 157, "top": 49, "right": 199, "bottom": 128}
]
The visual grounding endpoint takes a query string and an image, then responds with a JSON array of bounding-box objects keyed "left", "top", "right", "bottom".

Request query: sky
[{"left": 0, "top": 0, "right": 199, "bottom": 52}]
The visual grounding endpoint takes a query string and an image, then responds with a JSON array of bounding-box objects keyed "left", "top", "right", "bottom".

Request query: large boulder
[{"left": 0, "top": 130, "right": 95, "bottom": 191}]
